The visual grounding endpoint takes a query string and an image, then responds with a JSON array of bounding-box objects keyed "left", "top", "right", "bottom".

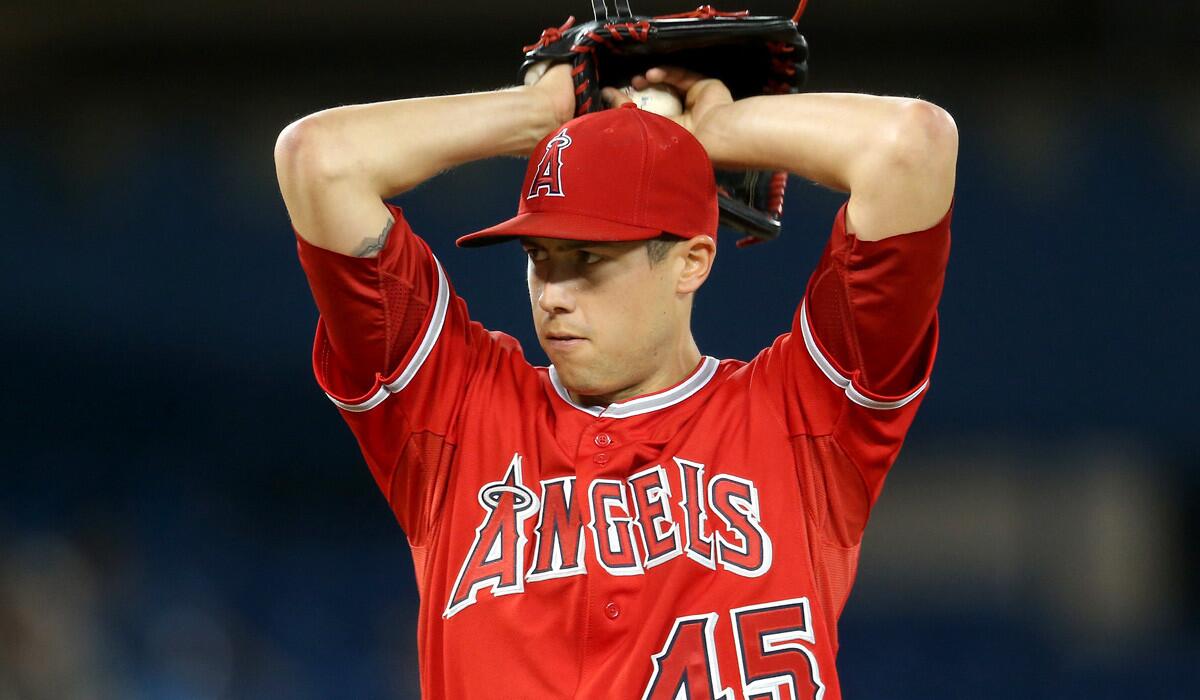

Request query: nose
[{"left": 536, "top": 277, "right": 576, "bottom": 315}]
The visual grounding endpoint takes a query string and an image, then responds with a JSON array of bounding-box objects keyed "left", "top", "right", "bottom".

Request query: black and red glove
[{"left": 520, "top": 2, "right": 810, "bottom": 245}]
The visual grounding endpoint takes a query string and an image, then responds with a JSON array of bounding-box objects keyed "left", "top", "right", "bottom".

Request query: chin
[
  {"left": 551, "top": 360, "right": 614, "bottom": 397},
  {"left": 550, "top": 360, "right": 588, "bottom": 388}
]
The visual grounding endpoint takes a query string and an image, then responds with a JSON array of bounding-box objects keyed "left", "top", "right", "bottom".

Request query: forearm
[
  {"left": 275, "top": 84, "right": 564, "bottom": 255},
  {"left": 281, "top": 86, "right": 558, "bottom": 198},
  {"left": 699, "top": 92, "right": 926, "bottom": 189},
  {"left": 698, "top": 92, "right": 957, "bottom": 240}
]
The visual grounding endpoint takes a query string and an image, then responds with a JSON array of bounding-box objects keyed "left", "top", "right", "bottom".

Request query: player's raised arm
[
  {"left": 273, "top": 65, "right": 576, "bottom": 256},
  {"left": 609, "top": 67, "right": 958, "bottom": 241},
  {"left": 607, "top": 66, "right": 956, "bottom": 410}
]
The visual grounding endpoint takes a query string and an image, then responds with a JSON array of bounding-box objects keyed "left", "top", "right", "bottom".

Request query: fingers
[
  {"left": 642, "top": 65, "right": 706, "bottom": 93},
  {"left": 524, "top": 59, "right": 552, "bottom": 87},
  {"left": 608, "top": 65, "right": 711, "bottom": 110},
  {"left": 602, "top": 87, "right": 634, "bottom": 108}
]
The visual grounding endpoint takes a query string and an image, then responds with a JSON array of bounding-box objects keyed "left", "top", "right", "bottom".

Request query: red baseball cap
[{"left": 455, "top": 103, "right": 718, "bottom": 247}]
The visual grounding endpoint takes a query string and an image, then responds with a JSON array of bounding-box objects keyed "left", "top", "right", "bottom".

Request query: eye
[
  {"left": 578, "top": 250, "right": 603, "bottom": 265},
  {"left": 524, "top": 247, "right": 548, "bottom": 262}
]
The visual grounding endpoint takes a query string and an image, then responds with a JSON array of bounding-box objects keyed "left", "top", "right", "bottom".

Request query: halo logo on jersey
[
  {"left": 444, "top": 453, "right": 773, "bottom": 618},
  {"left": 527, "top": 127, "right": 572, "bottom": 199},
  {"left": 443, "top": 453, "right": 540, "bottom": 618}
]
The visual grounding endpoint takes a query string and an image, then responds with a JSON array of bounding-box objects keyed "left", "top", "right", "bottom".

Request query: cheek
[
  {"left": 527, "top": 270, "right": 542, "bottom": 313},
  {"left": 602, "top": 272, "right": 671, "bottom": 344}
]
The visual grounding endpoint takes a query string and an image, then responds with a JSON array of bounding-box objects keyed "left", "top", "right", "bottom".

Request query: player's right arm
[
  {"left": 272, "top": 68, "right": 575, "bottom": 542},
  {"left": 273, "top": 64, "right": 575, "bottom": 256}
]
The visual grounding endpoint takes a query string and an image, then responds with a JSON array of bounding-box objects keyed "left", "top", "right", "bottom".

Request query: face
[{"left": 522, "top": 236, "right": 702, "bottom": 401}]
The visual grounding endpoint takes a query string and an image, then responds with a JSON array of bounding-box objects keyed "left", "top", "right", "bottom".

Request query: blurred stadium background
[{"left": 2, "top": 0, "right": 1198, "bottom": 697}]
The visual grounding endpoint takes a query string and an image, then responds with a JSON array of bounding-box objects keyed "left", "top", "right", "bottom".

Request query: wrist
[
  {"left": 693, "top": 105, "right": 736, "bottom": 169},
  {"left": 491, "top": 86, "right": 558, "bottom": 157},
  {"left": 521, "top": 82, "right": 572, "bottom": 133}
]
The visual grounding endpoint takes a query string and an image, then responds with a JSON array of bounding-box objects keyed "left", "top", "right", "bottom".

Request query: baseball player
[{"left": 275, "top": 45, "right": 954, "bottom": 700}]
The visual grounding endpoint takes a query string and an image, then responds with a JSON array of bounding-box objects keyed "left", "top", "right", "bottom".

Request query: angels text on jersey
[{"left": 444, "top": 452, "right": 773, "bottom": 618}]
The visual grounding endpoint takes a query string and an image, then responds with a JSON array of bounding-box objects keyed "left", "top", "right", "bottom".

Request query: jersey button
[
  {"left": 593, "top": 453, "right": 609, "bottom": 464},
  {"left": 594, "top": 433, "right": 613, "bottom": 447},
  {"left": 604, "top": 602, "right": 620, "bottom": 620}
]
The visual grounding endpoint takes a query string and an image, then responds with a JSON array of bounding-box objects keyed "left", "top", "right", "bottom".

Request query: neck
[{"left": 571, "top": 337, "right": 703, "bottom": 407}]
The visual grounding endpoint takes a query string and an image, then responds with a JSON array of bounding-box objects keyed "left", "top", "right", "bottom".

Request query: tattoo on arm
[{"left": 352, "top": 216, "right": 395, "bottom": 257}]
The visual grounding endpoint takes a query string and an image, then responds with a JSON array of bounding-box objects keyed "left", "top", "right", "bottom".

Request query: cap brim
[{"left": 455, "top": 211, "right": 663, "bottom": 248}]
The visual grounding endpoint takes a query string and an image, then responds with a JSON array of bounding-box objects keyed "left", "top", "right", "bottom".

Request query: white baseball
[{"left": 619, "top": 84, "right": 684, "bottom": 117}]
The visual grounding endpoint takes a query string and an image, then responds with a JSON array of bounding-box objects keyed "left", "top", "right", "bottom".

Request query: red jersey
[{"left": 295, "top": 202, "right": 950, "bottom": 699}]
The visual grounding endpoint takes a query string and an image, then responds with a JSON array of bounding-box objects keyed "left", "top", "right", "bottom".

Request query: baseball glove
[{"left": 520, "top": 2, "right": 810, "bottom": 246}]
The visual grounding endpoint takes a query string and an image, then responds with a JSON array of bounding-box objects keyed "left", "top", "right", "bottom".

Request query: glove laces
[
  {"left": 655, "top": 5, "right": 748, "bottom": 20},
  {"left": 793, "top": 1, "right": 809, "bottom": 23},
  {"left": 522, "top": 16, "right": 577, "bottom": 53}
]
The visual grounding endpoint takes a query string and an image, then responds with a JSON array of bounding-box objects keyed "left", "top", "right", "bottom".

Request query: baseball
[{"left": 620, "top": 84, "right": 684, "bottom": 117}]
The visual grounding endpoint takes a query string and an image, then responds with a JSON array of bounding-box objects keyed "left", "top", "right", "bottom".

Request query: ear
[{"left": 675, "top": 236, "right": 716, "bottom": 295}]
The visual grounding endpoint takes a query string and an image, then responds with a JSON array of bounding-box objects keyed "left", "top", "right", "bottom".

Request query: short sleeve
[
  {"left": 749, "top": 202, "right": 951, "bottom": 540},
  {"left": 294, "top": 204, "right": 520, "bottom": 543}
]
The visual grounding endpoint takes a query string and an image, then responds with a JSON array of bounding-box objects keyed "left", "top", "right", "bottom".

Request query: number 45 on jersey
[{"left": 644, "top": 597, "right": 826, "bottom": 700}]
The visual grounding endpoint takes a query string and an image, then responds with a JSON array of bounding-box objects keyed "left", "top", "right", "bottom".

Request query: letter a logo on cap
[{"left": 527, "top": 128, "right": 572, "bottom": 200}]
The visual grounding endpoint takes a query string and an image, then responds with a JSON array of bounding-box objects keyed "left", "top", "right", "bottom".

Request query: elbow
[
  {"left": 879, "top": 100, "right": 959, "bottom": 176},
  {"left": 274, "top": 113, "right": 355, "bottom": 187}
]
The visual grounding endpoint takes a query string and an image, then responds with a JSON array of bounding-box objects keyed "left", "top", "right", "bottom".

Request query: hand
[
  {"left": 602, "top": 66, "right": 734, "bottom": 143},
  {"left": 523, "top": 61, "right": 577, "bottom": 129}
]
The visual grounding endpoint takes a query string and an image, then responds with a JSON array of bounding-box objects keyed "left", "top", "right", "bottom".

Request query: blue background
[{"left": 2, "top": 1, "right": 1197, "bottom": 697}]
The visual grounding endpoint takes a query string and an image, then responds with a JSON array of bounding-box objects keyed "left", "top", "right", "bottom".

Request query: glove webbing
[{"left": 592, "top": 0, "right": 633, "bottom": 21}]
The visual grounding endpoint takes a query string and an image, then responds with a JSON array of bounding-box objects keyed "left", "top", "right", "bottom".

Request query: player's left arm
[
  {"left": 614, "top": 68, "right": 956, "bottom": 396},
  {"left": 615, "top": 69, "right": 954, "bottom": 525},
  {"left": 613, "top": 66, "right": 957, "bottom": 240}
]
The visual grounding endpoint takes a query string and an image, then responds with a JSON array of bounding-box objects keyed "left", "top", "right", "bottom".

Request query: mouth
[{"left": 545, "top": 333, "right": 588, "bottom": 351}]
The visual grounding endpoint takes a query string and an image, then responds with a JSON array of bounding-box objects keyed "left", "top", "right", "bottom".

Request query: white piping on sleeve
[
  {"left": 799, "top": 299, "right": 928, "bottom": 411},
  {"left": 327, "top": 255, "right": 450, "bottom": 413}
]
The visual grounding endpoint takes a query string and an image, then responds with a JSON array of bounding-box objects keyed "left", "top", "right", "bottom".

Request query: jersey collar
[{"left": 548, "top": 356, "right": 719, "bottom": 419}]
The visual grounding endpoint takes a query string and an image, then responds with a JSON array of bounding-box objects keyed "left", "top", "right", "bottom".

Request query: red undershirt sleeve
[
  {"left": 805, "top": 202, "right": 952, "bottom": 399},
  {"left": 751, "top": 201, "right": 951, "bottom": 548},
  {"left": 291, "top": 203, "right": 473, "bottom": 544},
  {"left": 293, "top": 203, "right": 437, "bottom": 400}
]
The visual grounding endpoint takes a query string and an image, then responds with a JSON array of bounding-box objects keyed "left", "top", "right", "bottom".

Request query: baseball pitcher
[{"left": 274, "top": 2, "right": 954, "bottom": 697}]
